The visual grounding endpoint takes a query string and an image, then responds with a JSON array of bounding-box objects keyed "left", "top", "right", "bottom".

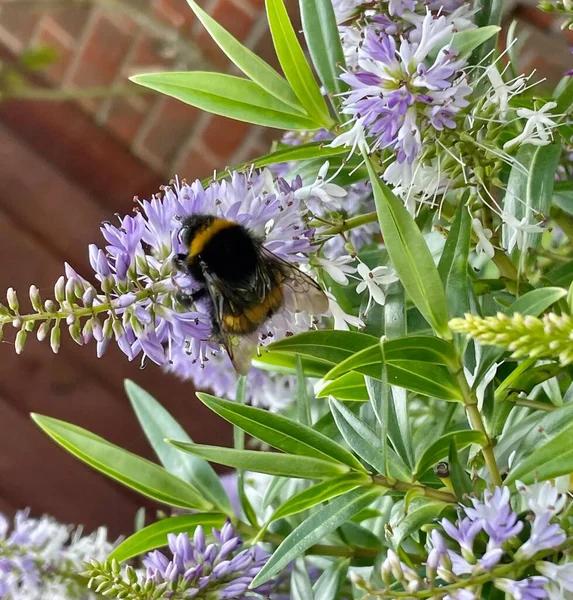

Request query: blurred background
[{"left": 0, "top": 0, "right": 570, "bottom": 538}]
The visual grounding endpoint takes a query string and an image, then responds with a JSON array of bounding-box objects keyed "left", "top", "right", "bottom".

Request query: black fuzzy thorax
[{"left": 180, "top": 215, "right": 260, "bottom": 284}]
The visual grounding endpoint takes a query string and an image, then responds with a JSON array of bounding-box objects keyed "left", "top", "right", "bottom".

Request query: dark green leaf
[
  {"left": 367, "top": 160, "right": 450, "bottom": 338},
  {"left": 507, "top": 403, "right": 573, "bottom": 484},
  {"left": 330, "top": 399, "right": 412, "bottom": 482},
  {"left": 268, "top": 330, "right": 378, "bottom": 365},
  {"left": 448, "top": 439, "right": 473, "bottom": 501},
  {"left": 185, "top": 0, "right": 301, "bottom": 110},
  {"left": 109, "top": 514, "right": 225, "bottom": 563},
  {"left": 267, "top": 473, "right": 370, "bottom": 524},
  {"left": 313, "top": 559, "right": 350, "bottom": 600},
  {"left": 254, "top": 350, "right": 332, "bottom": 378},
  {"left": 508, "top": 287, "right": 567, "bottom": 316},
  {"left": 266, "top": 0, "right": 331, "bottom": 127},
  {"left": 438, "top": 200, "right": 472, "bottom": 318},
  {"left": 414, "top": 431, "right": 486, "bottom": 479},
  {"left": 125, "top": 381, "right": 231, "bottom": 514},
  {"left": 130, "top": 72, "right": 318, "bottom": 130},
  {"left": 300, "top": 0, "right": 347, "bottom": 97},
  {"left": 393, "top": 499, "right": 449, "bottom": 545},
  {"left": 448, "top": 26, "right": 501, "bottom": 56},
  {"left": 31, "top": 414, "right": 212, "bottom": 511},
  {"left": 167, "top": 442, "right": 351, "bottom": 479},
  {"left": 251, "top": 487, "right": 383, "bottom": 587},
  {"left": 198, "top": 393, "right": 365, "bottom": 471}
]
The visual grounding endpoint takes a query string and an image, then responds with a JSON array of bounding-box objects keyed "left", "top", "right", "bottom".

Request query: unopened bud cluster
[{"left": 449, "top": 312, "right": 573, "bottom": 365}]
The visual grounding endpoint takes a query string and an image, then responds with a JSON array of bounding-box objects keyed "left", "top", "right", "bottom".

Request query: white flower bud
[
  {"left": 54, "top": 277, "right": 66, "bottom": 304},
  {"left": 29, "top": 285, "right": 42, "bottom": 312},
  {"left": 15, "top": 329, "right": 27, "bottom": 354},
  {"left": 50, "top": 323, "right": 61, "bottom": 354},
  {"left": 44, "top": 299, "right": 58, "bottom": 313},
  {"left": 69, "top": 321, "right": 83, "bottom": 346},
  {"left": 37, "top": 322, "right": 50, "bottom": 342},
  {"left": 7, "top": 288, "right": 19, "bottom": 312}
]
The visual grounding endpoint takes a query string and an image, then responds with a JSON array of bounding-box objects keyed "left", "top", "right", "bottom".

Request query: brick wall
[{"left": 0, "top": 0, "right": 277, "bottom": 181}]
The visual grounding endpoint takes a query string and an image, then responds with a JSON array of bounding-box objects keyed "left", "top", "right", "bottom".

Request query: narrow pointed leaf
[
  {"left": 291, "top": 559, "right": 315, "bottom": 600},
  {"left": 125, "top": 381, "right": 231, "bottom": 514},
  {"left": 393, "top": 500, "right": 449, "bottom": 546},
  {"left": 413, "top": 431, "right": 486, "bottom": 479},
  {"left": 168, "top": 442, "right": 351, "bottom": 479},
  {"left": 300, "top": 0, "right": 347, "bottom": 97},
  {"left": 31, "top": 414, "right": 212, "bottom": 511},
  {"left": 330, "top": 398, "right": 412, "bottom": 482},
  {"left": 131, "top": 72, "right": 318, "bottom": 130},
  {"left": 250, "top": 487, "right": 383, "bottom": 588},
  {"left": 267, "top": 473, "right": 369, "bottom": 524},
  {"left": 313, "top": 559, "right": 350, "bottom": 600},
  {"left": 438, "top": 200, "right": 472, "bottom": 318},
  {"left": 367, "top": 160, "right": 450, "bottom": 337},
  {"left": 186, "top": 0, "right": 302, "bottom": 110},
  {"left": 266, "top": 0, "right": 331, "bottom": 126},
  {"left": 318, "top": 372, "right": 369, "bottom": 401},
  {"left": 197, "top": 393, "right": 366, "bottom": 471},
  {"left": 109, "top": 514, "right": 226, "bottom": 563},
  {"left": 508, "top": 287, "right": 567, "bottom": 316}
]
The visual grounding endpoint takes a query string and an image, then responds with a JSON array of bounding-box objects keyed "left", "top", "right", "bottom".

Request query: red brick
[
  {"left": 47, "top": 5, "right": 91, "bottom": 41},
  {"left": 130, "top": 32, "right": 172, "bottom": 69},
  {"left": 71, "top": 13, "right": 133, "bottom": 87},
  {"left": 34, "top": 18, "right": 74, "bottom": 83},
  {"left": 152, "top": 0, "right": 195, "bottom": 29},
  {"left": 514, "top": 5, "right": 555, "bottom": 31},
  {"left": 195, "top": 0, "right": 255, "bottom": 66},
  {"left": 138, "top": 96, "right": 199, "bottom": 166},
  {"left": 0, "top": 4, "right": 42, "bottom": 46},
  {"left": 106, "top": 97, "right": 148, "bottom": 144},
  {"left": 201, "top": 115, "right": 251, "bottom": 161},
  {"left": 177, "top": 145, "right": 220, "bottom": 180}
]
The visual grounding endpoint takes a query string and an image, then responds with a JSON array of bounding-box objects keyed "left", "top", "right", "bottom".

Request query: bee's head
[{"left": 178, "top": 214, "right": 215, "bottom": 248}]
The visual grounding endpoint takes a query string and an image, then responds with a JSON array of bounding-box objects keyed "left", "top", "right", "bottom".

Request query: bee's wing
[
  {"left": 199, "top": 264, "right": 258, "bottom": 374},
  {"left": 259, "top": 247, "right": 329, "bottom": 316}
]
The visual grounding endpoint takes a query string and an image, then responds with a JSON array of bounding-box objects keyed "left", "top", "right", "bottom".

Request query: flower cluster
[
  {"left": 85, "top": 522, "right": 273, "bottom": 600},
  {"left": 360, "top": 482, "right": 572, "bottom": 599},
  {"left": 449, "top": 311, "right": 573, "bottom": 366},
  {"left": 0, "top": 509, "right": 114, "bottom": 599},
  {"left": 0, "top": 169, "right": 349, "bottom": 385},
  {"left": 333, "top": 4, "right": 474, "bottom": 198}
]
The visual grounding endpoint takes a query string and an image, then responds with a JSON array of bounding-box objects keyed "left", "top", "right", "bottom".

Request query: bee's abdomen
[{"left": 222, "top": 283, "right": 284, "bottom": 333}]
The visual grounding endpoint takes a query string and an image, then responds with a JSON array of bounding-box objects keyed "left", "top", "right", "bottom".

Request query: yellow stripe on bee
[
  {"left": 223, "top": 284, "right": 284, "bottom": 333},
  {"left": 189, "top": 218, "right": 236, "bottom": 258}
]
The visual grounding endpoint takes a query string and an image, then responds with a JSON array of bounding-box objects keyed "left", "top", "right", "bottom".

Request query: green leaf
[
  {"left": 251, "top": 487, "right": 383, "bottom": 588},
  {"left": 367, "top": 160, "right": 450, "bottom": 338},
  {"left": 31, "top": 414, "right": 212, "bottom": 511},
  {"left": 313, "top": 559, "right": 350, "bottom": 600},
  {"left": 291, "top": 559, "right": 315, "bottom": 600},
  {"left": 554, "top": 75, "right": 573, "bottom": 114},
  {"left": 393, "top": 500, "right": 449, "bottom": 546},
  {"left": 449, "top": 26, "right": 501, "bottom": 56},
  {"left": 130, "top": 72, "right": 318, "bottom": 130},
  {"left": 448, "top": 439, "right": 473, "bottom": 501},
  {"left": 254, "top": 350, "right": 332, "bottom": 378},
  {"left": 508, "top": 287, "right": 567, "bottom": 316},
  {"left": 339, "top": 522, "right": 384, "bottom": 550},
  {"left": 413, "top": 431, "right": 486, "bottom": 479},
  {"left": 438, "top": 200, "right": 472, "bottom": 319},
  {"left": 268, "top": 330, "right": 379, "bottom": 366},
  {"left": 197, "top": 393, "right": 366, "bottom": 471},
  {"left": 168, "top": 442, "right": 351, "bottom": 479},
  {"left": 109, "top": 513, "right": 226, "bottom": 563},
  {"left": 299, "top": 0, "right": 347, "bottom": 98},
  {"left": 330, "top": 399, "right": 412, "bottom": 482},
  {"left": 125, "top": 381, "right": 231, "bottom": 515},
  {"left": 266, "top": 0, "right": 332, "bottom": 127},
  {"left": 267, "top": 473, "right": 369, "bottom": 524},
  {"left": 507, "top": 403, "right": 573, "bottom": 484},
  {"left": 185, "top": 0, "right": 302, "bottom": 111},
  {"left": 318, "top": 372, "right": 369, "bottom": 401}
]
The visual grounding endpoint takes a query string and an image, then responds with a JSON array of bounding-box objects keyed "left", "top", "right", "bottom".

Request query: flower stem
[
  {"left": 513, "top": 397, "right": 556, "bottom": 412},
  {"left": 371, "top": 475, "right": 456, "bottom": 504},
  {"left": 317, "top": 212, "right": 378, "bottom": 236},
  {"left": 455, "top": 369, "right": 502, "bottom": 486}
]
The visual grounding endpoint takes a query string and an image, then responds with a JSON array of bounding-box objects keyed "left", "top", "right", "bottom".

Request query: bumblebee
[{"left": 173, "top": 214, "right": 329, "bottom": 375}]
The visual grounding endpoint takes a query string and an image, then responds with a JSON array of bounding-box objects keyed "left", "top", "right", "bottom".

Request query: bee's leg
[
  {"left": 175, "top": 287, "right": 207, "bottom": 309},
  {"left": 172, "top": 253, "right": 189, "bottom": 274}
]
